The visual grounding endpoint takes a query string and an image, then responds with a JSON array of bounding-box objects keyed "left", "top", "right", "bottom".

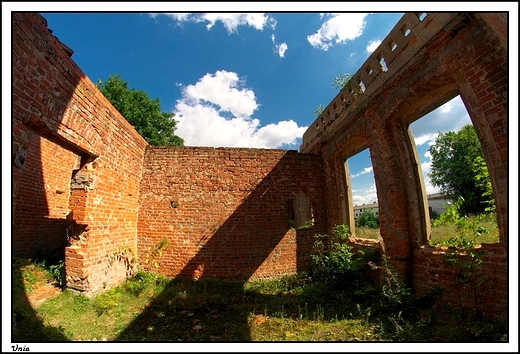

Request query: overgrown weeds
[
  {"left": 12, "top": 220, "right": 505, "bottom": 342},
  {"left": 12, "top": 256, "right": 505, "bottom": 342},
  {"left": 429, "top": 197, "right": 495, "bottom": 320}
]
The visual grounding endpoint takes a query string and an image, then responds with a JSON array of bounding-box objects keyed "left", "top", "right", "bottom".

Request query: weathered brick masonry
[
  {"left": 138, "top": 147, "right": 326, "bottom": 281},
  {"left": 301, "top": 13, "right": 508, "bottom": 321},
  {"left": 12, "top": 12, "right": 508, "bottom": 321},
  {"left": 13, "top": 13, "right": 149, "bottom": 295}
]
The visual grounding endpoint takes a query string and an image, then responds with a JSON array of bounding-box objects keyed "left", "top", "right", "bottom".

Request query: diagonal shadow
[
  {"left": 12, "top": 12, "right": 84, "bottom": 342},
  {"left": 12, "top": 258, "right": 70, "bottom": 342},
  {"left": 117, "top": 152, "right": 326, "bottom": 340}
]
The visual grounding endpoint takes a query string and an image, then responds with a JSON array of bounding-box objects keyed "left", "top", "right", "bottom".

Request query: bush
[
  {"left": 310, "top": 224, "right": 367, "bottom": 286},
  {"left": 47, "top": 260, "right": 65, "bottom": 287}
]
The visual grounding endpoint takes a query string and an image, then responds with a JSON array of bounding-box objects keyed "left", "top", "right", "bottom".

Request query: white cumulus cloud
[
  {"left": 414, "top": 132, "right": 439, "bottom": 146},
  {"left": 174, "top": 70, "right": 307, "bottom": 148},
  {"left": 366, "top": 39, "right": 382, "bottom": 53},
  {"left": 271, "top": 34, "right": 288, "bottom": 58},
  {"left": 351, "top": 166, "right": 373, "bottom": 178},
  {"left": 352, "top": 183, "right": 377, "bottom": 206},
  {"left": 307, "top": 13, "right": 368, "bottom": 51},
  {"left": 183, "top": 70, "right": 258, "bottom": 118},
  {"left": 421, "top": 159, "right": 440, "bottom": 195},
  {"left": 440, "top": 100, "right": 453, "bottom": 114},
  {"left": 152, "top": 13, "right": 276, "bottom": 33}
]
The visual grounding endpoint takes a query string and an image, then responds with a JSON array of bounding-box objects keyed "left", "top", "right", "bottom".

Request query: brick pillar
[
  {"left": 452, "top": 14, "right": 508, "bottom": 247},
  {"left": 65, "top": 160, "right": 95, "bottom": 293},
  {"left": 323, "top": 154, "right": 351, "bottom": 233},
  {"left": 369, "top": 120, "right": 413, "bottom": 283}
]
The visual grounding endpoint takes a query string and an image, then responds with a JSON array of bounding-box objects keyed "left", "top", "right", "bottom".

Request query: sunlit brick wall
[
  {"left": 13, "top": 13, "right": 149, "bottom": 295},
  {"left": 137, "top": 147, "right": 327, "bottom": 281},
  {"left": 301, "top": 13, "right": 508, "bottom": 321}
]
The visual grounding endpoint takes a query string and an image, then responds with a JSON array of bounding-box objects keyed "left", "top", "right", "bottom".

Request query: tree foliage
[
  {"left": 472, "top": 156, "right": 495, "bottom": 213},
  {"left": 428, "top": 124, "right": 491, "bottom": 214},
  {"left": 96, "top": 74, "right": 184, "bottom": 146},
  {"left": 356, "top": 209, "right": 380, "bottom": 229}
]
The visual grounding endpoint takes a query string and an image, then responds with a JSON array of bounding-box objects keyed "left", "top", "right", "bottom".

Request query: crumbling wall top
[{"left": 300, "top": 13, "right": 458, "bottom": 154}]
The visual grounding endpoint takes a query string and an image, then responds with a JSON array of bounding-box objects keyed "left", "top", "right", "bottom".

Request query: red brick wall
[
  {"left": 137, "top": 147, "right": 327, "bottom": 281},
  {"left": 301, "top": 13, "right": 508, "bottom": 321},
  {"left": 413, "top": 244, "right": 507, "bottom": 322},
  {"left": 12, "top": 132, "right": 78, "bottom": 258},
  {"left": 408, "top": 14, "right": 508, "bottom": 321},
  {"left": 12, "top": 13, "right": 149, "bottom": 295},
  {"left": 12, "top": 12, "right": 509, "bottom": 321}
]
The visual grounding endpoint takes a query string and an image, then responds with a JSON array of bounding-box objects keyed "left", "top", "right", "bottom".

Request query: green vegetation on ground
[{"left": 12, "top": 222, "right": 505, "bottom": 342}]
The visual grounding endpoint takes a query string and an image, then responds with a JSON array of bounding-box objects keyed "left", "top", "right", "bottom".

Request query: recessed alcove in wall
[{"left": 407, "top": 95, "right": 499, "bottom": 245}]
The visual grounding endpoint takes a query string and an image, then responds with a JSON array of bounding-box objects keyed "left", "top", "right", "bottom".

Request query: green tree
[
  {"left": 97, "top": 74, "right": 184, "bottom": 146},
  {"left": 472, "top": 156, "right": 495, "bottom": 213},
  {"left": 356, "top": 209, "right": 379, "bottom": 229},
  {"left": 428, "top": 124, "right": 490, "bottom": 214}
]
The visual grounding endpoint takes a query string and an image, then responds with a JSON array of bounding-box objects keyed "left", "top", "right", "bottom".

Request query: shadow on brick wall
[
  {"left": 117, "top": 153, "right": 326, "bottom": 340},
  {"left": 12, "top": 13, "right": 84, "bottom": 342},
  {"left": 173, "top": 157, "right": 322, "bottom": 281}
]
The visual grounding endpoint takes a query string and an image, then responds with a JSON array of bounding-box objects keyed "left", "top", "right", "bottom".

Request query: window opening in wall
[
  {"left": 346, "top": 148, "right": 379, "bottom": 240},
  {"left": 401, "top": 24, "right": 411, "bottom": 37},
  {"left": 408, "top": 95, "right": 499, "bottom": 246},
  {"left": 389, "top": 40, "right": 398, "bottom": 52},
  {"left": 379, "top": 57, "right": 389, "bottom": 72},
  {"left": 359, "top": 81, "right": 366, "bottom": 93}
]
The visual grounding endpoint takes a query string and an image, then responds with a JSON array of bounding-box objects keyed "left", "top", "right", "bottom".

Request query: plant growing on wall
[
  {"left": 314, "top": 72, "right": 354, "bottom": 117},
  {"left": 310, "top": 224, "right": 366, "bottom": 285},
  {"left": 109, "top": 238, "right": 170, "bottom": 277},
  {"left": 430, "top": 197, "right": 489, "bottom": 319},
  {"left": 331, "top": 72, "right": 354, "bottom": 91}
]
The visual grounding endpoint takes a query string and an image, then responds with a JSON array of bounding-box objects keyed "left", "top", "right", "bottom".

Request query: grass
[
  {"left": 12, "top": 257, "right": 506, "bottom": 342},
  {"left": 12, "top": 258, "right": 57, "bottom": 294},
  {"left": 354, "top": 226, "right": 380, "bottom": 240},
  {"left": 352, "top": 215, "right": 499, "bottom": 245},
  {"left": 430, "top": 214, "right": 499, "bottom": 245}
]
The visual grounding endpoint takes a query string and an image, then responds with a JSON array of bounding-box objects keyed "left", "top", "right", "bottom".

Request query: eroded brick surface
[
  {"left": 12, "top": 12, "right": 508, "bottom": 320},
  {"left": 137, "top": 147, "right": 326, "bottom": 281},
  {"left": 301, "top": 13, "right": 508, "bottom": 321}
]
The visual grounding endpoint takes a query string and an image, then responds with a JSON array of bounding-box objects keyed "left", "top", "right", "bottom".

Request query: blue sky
[
  {"left": 3, "top": 4, "right": 519, "bottom": 352},
  {"left": 5, "top": 3, "right": 517, "bottom": 207}
]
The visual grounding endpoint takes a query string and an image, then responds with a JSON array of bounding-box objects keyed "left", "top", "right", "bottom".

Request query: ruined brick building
[{"left": 12, "top": 13, "right": 508, "bottom": 321}]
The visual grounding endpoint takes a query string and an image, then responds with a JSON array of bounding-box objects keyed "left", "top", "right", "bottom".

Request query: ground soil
[{"left": 27, "top": 282, "right": 62, "bottom": 308}]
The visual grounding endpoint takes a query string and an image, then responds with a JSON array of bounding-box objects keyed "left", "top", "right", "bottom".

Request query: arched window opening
[{"left": 408, "top": 95, "right": 498, "bottom": 246}]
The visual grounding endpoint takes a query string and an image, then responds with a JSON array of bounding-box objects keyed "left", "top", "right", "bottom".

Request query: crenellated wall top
[{"left": 300, "top": 13, "right": 458, "bottom": 153}]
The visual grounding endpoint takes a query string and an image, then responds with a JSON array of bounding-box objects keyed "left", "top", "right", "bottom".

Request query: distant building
[
  {"left": 353, "top": 202, "right": 379, "bottom": 219},
  {"left": 427, "top": 192, "right": 455, "bottom": 216},
  {"left": 353, "top": 193, "right": 454, "bottom": 220}
]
